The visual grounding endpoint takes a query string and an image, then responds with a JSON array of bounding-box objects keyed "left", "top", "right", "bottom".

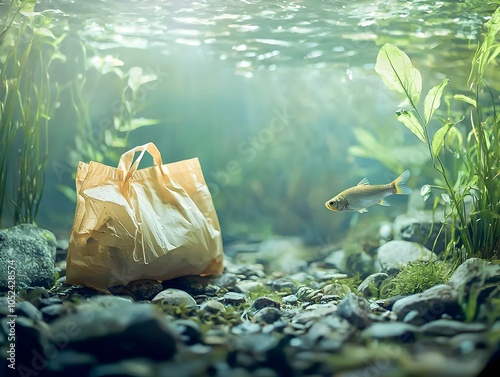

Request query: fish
[{"left": 325, "top": 170, "right": 412, "bottom": 213}]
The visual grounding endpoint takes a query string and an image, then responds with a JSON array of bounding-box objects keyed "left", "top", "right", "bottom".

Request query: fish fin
[
  {"left": 357, "top": 177, "right": 370, "bottom": 186},
  {"left": 378, "top": 199, "right": 390, "bottom": 206},
  {"left": 357, "top": 208, "right": 368, "bottom": 213},
  {"left": 393, "top": 170, "right": 413, "bottom": 195}
]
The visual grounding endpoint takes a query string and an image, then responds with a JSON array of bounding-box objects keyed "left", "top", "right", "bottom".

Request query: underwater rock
[
  {"left": 392, "top": 284, "right": 459, "bottom": 324},
  {"left": 420, "top": 319, "right": 487, "bottom": 337},
  {"left": 357, "top": 272, "right": 389, "bottom": 298},
  {"left": 361, "top": 322, "right": 418, "bottom": 342},
  {"left": 152, "top": 288, "right": 197, "bottom": 307},
  {"left": 393, "top": 211, "right": 447, "bottom": 253},
  {"left": 376, "top": 240, "right": 436, "bottom": 273},
  {"left": 252, "top": 297, "right": 281, "bottom": 310},
  {"left": 216, "top": 272, "right": 240, "bottom": 289},
  {"left": 16, "top": 300, "right": 43, "bottom": 322},
  {"left": 48, "top": 301, "right": 178, "bottom": 362},
  {"left": 46, "top": 350, "right": 97, "bottom": 376},
  {"left": 292, "top": 303, "right": 338, "bottom": 326},
  {"left": 200, "top": 300, "right": 226, "bottom": 314},
  {"left": 40, "top": 304, "right": 65, "bottom": 322},
  {"left": 173, "top": 319, "right": 202, "bottom": 345},
  {"left": 324, "top": 248, "right": 347, "bottom": 272},
  {"left": 253, "top": 307, "right": 282, "bottom": 324},
  {"left": 163, "top": 275, "right": 219, "bottom": 296},
  {"left": 336, "top": 293, "right": 372, "bottom": 329},
  {"left": 0, "top": 224, "right": 57, "bottom": 289},
  {"left": 282, "top": 294, "right": 298, "bottom": 305},
  {"left": 124, "top": 279, "right": 164, "bottom": 301},
  {"left": 222, "top": 292, "right": 247, "bottom": 306},
  {"left": 448, "top": 258, "right": 500, "bottom": 292}
]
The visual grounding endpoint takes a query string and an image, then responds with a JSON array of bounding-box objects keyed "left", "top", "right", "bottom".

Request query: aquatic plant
[
  {"left": 375, "top": 8, "right": 500, "bottom": 260},
  {"left": 57, "top": 46, "right": 160, "bottom": 202},
  {"left": 381, "top": 261, "right": 451, "bottom": 298},
  {"left": 0, "top": 0, "right": 64, "bottom": 226}
]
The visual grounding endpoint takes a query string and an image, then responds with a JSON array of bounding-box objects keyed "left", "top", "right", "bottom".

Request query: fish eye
[{"left": 329, "top": 200, "right": 335, "bottom": 206}]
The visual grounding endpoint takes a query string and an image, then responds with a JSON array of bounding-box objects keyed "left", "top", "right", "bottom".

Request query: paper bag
[{"left": 66, "top": 142, "right": 223, "bottom": 290}]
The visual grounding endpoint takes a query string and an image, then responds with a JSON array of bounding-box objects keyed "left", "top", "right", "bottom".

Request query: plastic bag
[{"left": 66, "top": 142, "right": 223, "bottom": 290}]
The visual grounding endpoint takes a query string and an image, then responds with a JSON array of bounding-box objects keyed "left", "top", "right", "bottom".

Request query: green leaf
[
  {"left": 117, "top": 117, "right": 160, "bottom": 132},
  {"left": 421, "top": 184, "right": 431, "bottom": 201},
  {"left": 375, "top": 43, "right": 422, "bottom": 108},
  {"left": 424, "top": 79, "right": 449, "bottom": 124},
  {"left": 431, "top": 123, "right": 450, "bottom": 158},
  {"left": 396, "top": 110, "right": 426, "bottom": 143},
  {"left": 454, "top": 94, "right": 477, "bottom": 107},
  {"left": 441, "top": 193, "right": 451, "bottom": 204},
  {"left": 35, "top": 27, "right": 56, "bottom": 39},
  {"left": 127, "top": 67, "right": 157, "bottom": 94}
]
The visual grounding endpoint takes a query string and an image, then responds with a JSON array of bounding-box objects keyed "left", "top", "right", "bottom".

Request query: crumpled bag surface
[{"left": 66, "top": 142, "right": 223, "bottom": 290}]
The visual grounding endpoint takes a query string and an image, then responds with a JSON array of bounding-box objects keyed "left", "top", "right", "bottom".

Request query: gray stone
[
  {"left": 357, "top": 272, "right": 389, "bottom": 298},
  {"left": 40, "top": 304, "right": 65, "bottom": 322},
  {"left": 253, "top": 307, "right": 282, "bottom": 324},
  {"left": 125, "top": 279, "right": 164, "bottom": 300},
  {"left": 324, "top": 249, "right": 347, "bottom": 272},
  {"left": 222, "top": 292, "right": 247, "bottom": 305},
  {"left": 152, "top": 288, "right": 196, "bottom": 307},
  {"left": 282, "top": 294, "right": 298, "bottom": 305},
  {"left": 393, "top": 211, "right": 447, "bottom": 253},
  {"left": 0, "top": 224, "right": 57, "bottom": 289},
  {"left": 420, "top": 319, "right": 487, "bottom": 336},
  {"left": 392, "top": 284, "right": 459, "bottom": 324},
  {"left": 216, "top": 273, "right": 240, "bottom": 288},
  {"left": 336, "top": 293, "right": 372, "bottom": 329},
  {"left": 292, "top": 304, "right": 338, "bottom": 325},
  {"left": 200, "top": 300, "right": 225, "bottom": 314},
  {"left": 361, "top": 322, "right": 418, "bottom": 342},
  {"left": 449, "top": 258, "right": 500, "bottom": 291},
  {"left": 252, "top": 297, "right": 280, "bottom": 310},
  {"left": 377, "top": 240, "right": 436, "bottom": 273},
  {"left": 49, "top": 302, "right": 178, "bottom": 362},
  {"left": 16, "top": 300, "right": 43, "bottom": 322}
]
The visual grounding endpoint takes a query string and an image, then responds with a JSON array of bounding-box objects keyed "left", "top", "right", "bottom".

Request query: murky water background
[{"left": 22, "top": 0, "right": 499, "bottom": 242}]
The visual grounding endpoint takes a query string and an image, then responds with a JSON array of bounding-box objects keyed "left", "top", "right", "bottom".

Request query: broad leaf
[
  {"left": 441, "top": 193, "right": 451, "bottom": 204},
  {"left": 421, "top": 184, "right": 431, "bottom": 201},
  {"left": 431, "top": 123, "right": 450, "bottom": 158},
  {"left": 453, "top": 94, "right": 477, "bottom": 107},
  {"left": 127, "top": 67, "right": 157, "bottom": 93},
  {"left": 424, "top": 79, "right": 449, "bottom": 124},
  {"left": 118, "top": 117, "right": 160, "bottom": 132},
  {"left": 396, "top": 110, "right": 426, "bottom": 143},
  {"left": 375, "top": 43, "right": 422, "bottom": 108}
]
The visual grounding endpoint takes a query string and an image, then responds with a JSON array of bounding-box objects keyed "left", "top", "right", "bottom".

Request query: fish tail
[{"left": 392, "top": 170, "right": 413, "bottom": 195}]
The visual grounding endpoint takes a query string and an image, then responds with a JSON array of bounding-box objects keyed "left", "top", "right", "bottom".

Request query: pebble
[
  {"left": 336, "top": 293, "right": 372, "bottom": 329},
  {"left": 200, "top": 300, "right": 226, "bottom": 314},
  {"left": 253, "top": 307, "right": 282, "bottom": 324},
  {"left": 377, "top": 240, "right": 437, "bottom": 273},
  {"left": 151, "top": 288, "right": 197, "bottom": 307},
  {"left": 221, "top": 292, "right": 247, "bottom": 305},
  {"left": 252, "top": 296, "right": 280, "bottom": 310},
  {"left": 392, "top": 284, "right": 459, "bottom": 324},
  {"left": 282, "top": 294, "right": 298, "bottom": 305},
  {"left": 420, "top": 319, "right": 487, "bottom": 336}
]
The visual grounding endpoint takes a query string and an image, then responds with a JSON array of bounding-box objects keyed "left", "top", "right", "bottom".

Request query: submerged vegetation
[
  {"left": 374, "top": 8, "right": 500, "bottom": 261},
  {"left": 0, "top": 0, "right": 63, "bottom": 226},
  {"left": 381, "top": 261, "right": 451, "bottom": 298}
]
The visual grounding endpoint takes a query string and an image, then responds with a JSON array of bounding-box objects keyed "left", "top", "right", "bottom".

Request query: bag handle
[{"left": 118, "top": 142, "right": 164, "bottom": 179}]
